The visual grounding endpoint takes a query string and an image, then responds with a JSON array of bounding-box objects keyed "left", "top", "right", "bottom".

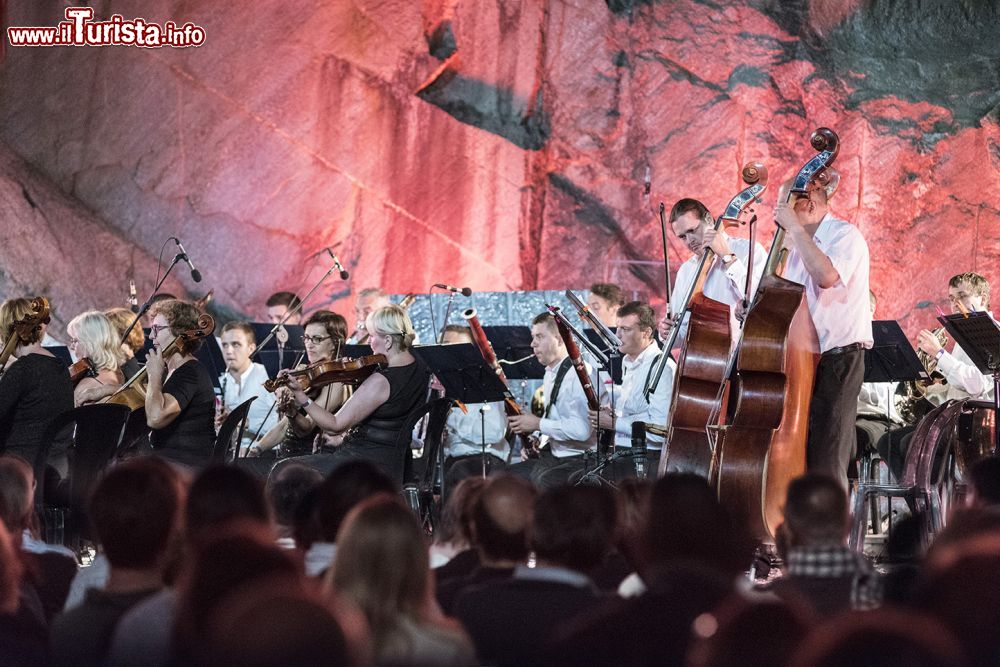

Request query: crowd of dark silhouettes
[{"left": 3, "top": 452, "right": 1000, "bottom": 666}]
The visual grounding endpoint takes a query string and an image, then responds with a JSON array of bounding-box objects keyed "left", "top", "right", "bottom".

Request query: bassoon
[{"left": 462, "top": 308, "right": 540, "bottom": 458}]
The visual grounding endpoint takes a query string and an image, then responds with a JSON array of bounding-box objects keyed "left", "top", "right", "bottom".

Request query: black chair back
[
  {"left": 33, "top": 403, "right": 132, "bottom": 545},
  {"left": 213, "top": 397, "right": 257, "bottom": 463}
]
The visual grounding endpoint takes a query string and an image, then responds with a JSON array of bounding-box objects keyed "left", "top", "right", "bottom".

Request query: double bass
[
  {"left": 657, "top": 162, "right": 768, "bottom": 477},
  {"left": 712, "top": 128, "right": 838, "bottom": 541}
]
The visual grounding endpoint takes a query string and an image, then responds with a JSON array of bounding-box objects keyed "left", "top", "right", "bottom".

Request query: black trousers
[{"left": 807, "top": 347, "right": 865, "bottom": 490}]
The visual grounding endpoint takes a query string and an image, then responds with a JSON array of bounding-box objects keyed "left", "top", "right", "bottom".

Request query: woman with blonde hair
[
  {"left": 104, "top": 307, "right": 146, "bottom": 379},
  {"left": 327, "top": 494, "right": 473, "bottom": 666},
  {"left": 274, "top": 305, "right": 431, "bottom": 482},
  {"left": 67, "top": 310, "right": 126, "bottom": 406}
]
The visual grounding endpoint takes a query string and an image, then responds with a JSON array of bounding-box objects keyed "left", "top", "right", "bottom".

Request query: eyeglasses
[
  {"left": 150, "top": 324, "right": 170, "bottom": 337},
  {"left": 303, "top": 335, "right": 331, "bottom": 345}
]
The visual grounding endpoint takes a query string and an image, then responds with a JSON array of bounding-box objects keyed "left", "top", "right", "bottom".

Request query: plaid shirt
[{"left": 785, "top": 544, "right": 882, "bottom": 610}]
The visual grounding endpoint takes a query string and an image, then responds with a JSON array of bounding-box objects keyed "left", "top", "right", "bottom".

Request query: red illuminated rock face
[{"left": 0, "top": 0, "right": 997, "bottom": 336}]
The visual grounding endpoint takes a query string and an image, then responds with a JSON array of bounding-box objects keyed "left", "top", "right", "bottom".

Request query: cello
[
  {"left": 658, "top": 162, "right": 768, "bottom": 477},
  {"left": 712, "top": 128, "right": 838, "bottom": 541}
]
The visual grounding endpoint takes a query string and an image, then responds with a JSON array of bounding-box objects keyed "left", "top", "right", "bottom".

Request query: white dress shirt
[
  {"left": 444, "top": 401, "right": 509, "bottom": 460},
  {"left": 781, "top": 213, "right": 873, "bottom": 353},
  {"left": 926, "top": 328, "right": 996, "bottom": 404},
  {"left": 219, "top": 362, "right": 278, "bottom": 441},
  {"left": 613, "top": 341, "right": 675, "bottom": 450},
  {"left": 669, "top": 236, "right": 767, "bottom": 347},
  {"left": 857, "top": 381, "right": 903, "bottom": 424},
  {"left": 539, "top": 355, "right": 602, "bottom": 458}
]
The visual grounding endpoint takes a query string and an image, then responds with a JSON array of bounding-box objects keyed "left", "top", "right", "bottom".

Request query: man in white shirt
[
  {"left": 217, "top": 322, "right": 278, "bottom": 445},
  {"left": 590, "top": 301, "right": 674, "bottom": 477},
  {"left": 775, "top": 173, "right": 873, "bottom": 490},
  {"left": 916, "top": 272, "right": 996, "bottom": 404},
  {"left": 439, "top": 325, "right": 509, "bottom": 489},
  {"left": 508, "top": 312, "right": 600, "bottom": 488},
  {"left": 658, "top": 198, "right": 767, "bottom": 347},
  {"left": 855, "top": 291, "right": 904, "bottom": 478}
]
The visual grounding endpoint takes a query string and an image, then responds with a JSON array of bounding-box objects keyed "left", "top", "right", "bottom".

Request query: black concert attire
[
  {"left": 120, "top": 356, "right": 142, "bottom": 382},
  {"left": 0, "top": 353, "right": 74, "bottom": 473},
  {"left": 271, "top": 361, "right": 430, "bottom": 483},
  {"left": 149, "top": 359, "right": 215, "bottom": 468}
]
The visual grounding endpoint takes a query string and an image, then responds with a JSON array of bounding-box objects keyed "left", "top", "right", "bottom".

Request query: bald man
[{"left": 436, "top": 475, "right": 536, "bottom": 614}]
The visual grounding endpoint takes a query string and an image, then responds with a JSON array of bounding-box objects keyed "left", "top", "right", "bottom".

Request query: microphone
[
  {"left": 128, "top": 279, "right": 138, "bottom": 314},
  {"left": 643, "top": 165, "right": 651, "bottom": 197},
  {"left": 323, "top": 248, "right": 350, "bottom": 280},
  {"left": 632, "top": 421, "right": 647, "bottom": 479},
  {"left": 434, "top": 284, "right": 472, "bottom": 297},
  {"left": 173, "top": 238, "right": 202, "bottom": 283}
]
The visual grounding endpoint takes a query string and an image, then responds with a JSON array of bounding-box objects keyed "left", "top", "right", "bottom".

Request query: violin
[
  {"left": 264, "top": 354, "right": 388, "bottom": 393},
  {"left": 69, "top": 358, "right": 98, "bottom": 385},
  {"left": 0, "top": 297, "right": 51, "bottom": 378},
  {"left": 105, "top": 314, "right": 216, "bottom": 411}
]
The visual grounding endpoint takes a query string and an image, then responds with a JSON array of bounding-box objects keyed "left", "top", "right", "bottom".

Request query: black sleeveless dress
[{"left": 269, "top": 361, "right": 430, "bottom": 482}]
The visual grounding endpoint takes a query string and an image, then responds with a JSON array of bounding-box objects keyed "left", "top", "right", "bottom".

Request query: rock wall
[{"left": 1, "top": 0, "right": 998, "bottom": 336}]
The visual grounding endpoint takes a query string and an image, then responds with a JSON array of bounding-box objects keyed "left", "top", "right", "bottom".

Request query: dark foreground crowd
[{"left": 3, "top": 453, "right": 1000, "bottom": 666}]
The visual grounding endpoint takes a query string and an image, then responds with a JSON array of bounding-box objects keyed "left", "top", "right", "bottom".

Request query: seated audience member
[
  {"left": 967, "top": 456, "right": 1000, "bottom": 508},
  {"left": 438, "top": 324, "right": 509, "bottom": 488},
  {"left": 104, "top": 307, "right": 146, "bottom": 379},
  {"left": 265, "top": 462, "right": 323, "bottom": 546},
  {"left": 765, "top": 473, "right": 881, "bottom": 616},
  {"left": 0, "top": 519, "right": 47, "bottom": 665},
  {"left": 67, "top": 310, "right": 127, "bottom": 406},
  {"left": 265, "top": 291, "right": 303, "bottom": 325},
  {"left": 431, "top": 476, "right": 487, "bottom": 577},
  {"left": 0, "top": 456, "right": 76, "bottom": 621},
  {"left": 295, "top": 460, "right": 397, "bottom": 577},
  {"left": 546, "top": 474, "right": 750, "bottom": 666},
  {"left": 145, "top": 299, "right": 216, "bottom": 468},
  {"left": 216, "top": 321, "right": 278, "bottom": 445},
  {"left": 436, "top": 475, "right": 536, "bottom": 615},
  {"left": 0, "top": 297, "right": 74, "bottom": 472},
  {"left": 791, "top": 608, "right": 965, "bottom": 667},
  {"left": 107, "top": 465, "right": 268, "bottom": 666},
  {"left": 454, "top": 484, "right": 615, "bottom": 666},
  {"left": 326, "top": 495, "right": 474, "bottom": 667},
  {"left": 173, "top": 530, "right": 317, "bottom": 665},
  {"left": 687, "top": 595, "right": 814, "bottom": 667},
  {"left": 49, "top": 458, "right": 183, "bottom": 666},
  {"left": 609, "top": 477, "right": 653, "bottom": 597}
]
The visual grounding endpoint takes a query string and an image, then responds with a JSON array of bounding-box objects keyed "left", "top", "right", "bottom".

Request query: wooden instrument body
[
  {"left": 714, "top": 273, "right": 819, "bottom": 540},
  {"left": 263, "top": 354, "right": 388, "bottom": 392},
  {"left": 661, "top": 290, "right": 732, "bottom": 477}
]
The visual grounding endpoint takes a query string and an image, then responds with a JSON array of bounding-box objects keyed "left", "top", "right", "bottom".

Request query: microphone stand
[
  {"left": 119, "top": 252, "right": 187, "bottom": 346},
  {"left": 253, "top": 257, "right": 343, "bottom": 358}
]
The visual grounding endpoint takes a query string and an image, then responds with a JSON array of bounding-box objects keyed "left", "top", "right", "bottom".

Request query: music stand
[
  {"left": 252, "top": 323, "right": 305, "bottom": 378},
  {"left": 937, "top": 312, "right": 1000, "bottom": 454},
  {"left": 44, "top": 345, "right": 73, "bottom": 368},
  {"left": 481, "top": 325, "right": 545, "bottom": 380},
  {"left": 864, "top": 320, "right": 929, "bottom": 383},
  {"left": 340, "top": 344, "right": 374, "bottom": 358},
  {"left": 411, "top": 343, "right": 514, "bottom": 493},
  {"left": 196, "top": 335, "right": 227, "bottom": 390}
]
